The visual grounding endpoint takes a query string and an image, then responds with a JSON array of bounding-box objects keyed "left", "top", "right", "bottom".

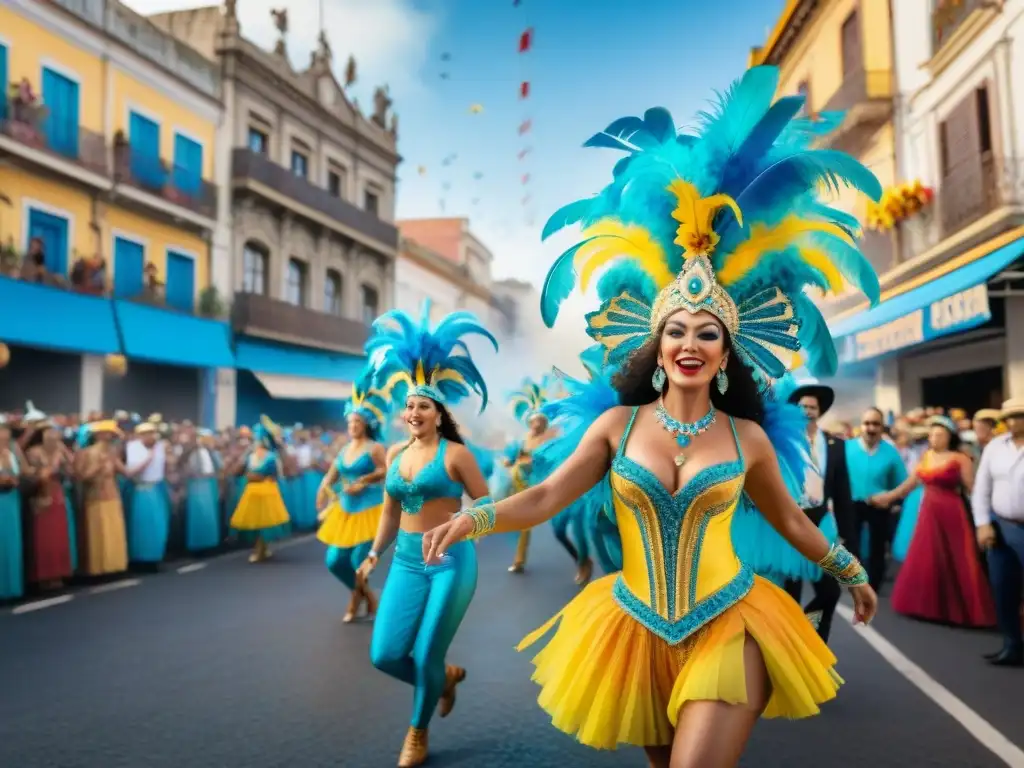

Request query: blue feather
[
  {"left": 542, "top": 198, "right": 596, "bottom": 241},
  {"left": 793, "top": 295, "right": 838, "bottom": 378},
  {"left": 696, "top": 66, "right": 780, "bottom": 154},
  {"left": 806, "top": 201, "right": 862, "bottom": 237},
  {"left": 643, "top": 107, "right": 675, "bottom": 144},
  {"left": 719, "top": 95, "right": 806, "bottom": 196},
  {"left": 808, "top": 232, "right": 881, "bottom": 304},
  {"left": 540, "top": 237, "right": 599, "bottom": 327}
]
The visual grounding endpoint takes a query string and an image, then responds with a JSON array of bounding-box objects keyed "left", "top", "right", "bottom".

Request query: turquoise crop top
[
  {"left": 385, "top": 439, "right": 464, "bottom": 514},
  {"left": 246, "top": 450, "right": 280, "bottom": 478}
]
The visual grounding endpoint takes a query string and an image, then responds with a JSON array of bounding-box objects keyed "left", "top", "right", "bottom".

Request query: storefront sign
[{"left": 838, "top": 284, "right": 991, "bottom": 364}]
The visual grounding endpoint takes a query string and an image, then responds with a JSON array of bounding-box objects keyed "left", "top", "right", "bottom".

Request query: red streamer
[
  {"left": 518, "top": 119, "right": 532, "bottom": 135},
  {"left": 518, "top": 28, "right": 533, "bottom": 53},
  {"left": 520, "top": 81, "right": 530, "bottom": 99}
]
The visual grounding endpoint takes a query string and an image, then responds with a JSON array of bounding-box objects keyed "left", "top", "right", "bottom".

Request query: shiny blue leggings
[
  {"left": 325, "top": 542, "right": 372, "bottom": 591},
  {"left": 369, "top": 530, "right": 477, "bottom": 729}
]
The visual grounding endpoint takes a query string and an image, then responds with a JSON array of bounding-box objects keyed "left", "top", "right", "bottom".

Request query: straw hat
[
  {"left": 89, "top": 420, "right": 123, "bottom": 438},
  {"left": 973, "top": 408, "right": 1002, "bottom": 423},
  {"left": 1000, "top": 397, "right": 1024, "bottom": 419},
  {"left": 134, "top": 423, "right": 158, "bottom": 435}
]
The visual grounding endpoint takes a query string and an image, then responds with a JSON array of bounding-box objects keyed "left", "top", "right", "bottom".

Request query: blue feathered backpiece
[{"left": 366, "top": 299, "right": 498, "bottom": 411}]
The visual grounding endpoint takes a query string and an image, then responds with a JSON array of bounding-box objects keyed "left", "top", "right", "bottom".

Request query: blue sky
[{"left": 133, "top": 0, "right": 788, "bottom": 287}]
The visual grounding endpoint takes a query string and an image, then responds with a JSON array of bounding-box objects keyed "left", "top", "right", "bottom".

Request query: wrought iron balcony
[
  {"left": 933, "top": 0, "right": 999, "bottom": 54},
  {"left": 231, "top": 291, "right": 371, "bottom": 352},
  {"left": 113, "top": 141, "right": 217, "bottom": 219},
  {"left": 0, "top": 99, "right": 109, "bottom": 177},
  {"left": 232, "top": 149, "right": 399, "bottom": 251}
]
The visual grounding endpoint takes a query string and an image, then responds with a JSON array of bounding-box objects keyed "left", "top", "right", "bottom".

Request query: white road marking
[
  {"left": 12, "top": 595, "right": 74, "bottom": 614},
  {"left": 837, "top": 604, "right": 1024, "bottom": 767},
  {"left": 176, "top": 563, "right": 207, "bottom": 574},
  {"left": 89, "top": 578, "right": 141, "bottom": 594}
]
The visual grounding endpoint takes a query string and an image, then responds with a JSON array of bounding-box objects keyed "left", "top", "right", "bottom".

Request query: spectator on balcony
[
  {"left": 70, "top": 254, "right": 107, "bottom": 295},
  {"left": 20, "top": 237, "right": 47, "bottom": 283},
  {"left": 144, "top": 262, "right": 163, "bottom": 302}
]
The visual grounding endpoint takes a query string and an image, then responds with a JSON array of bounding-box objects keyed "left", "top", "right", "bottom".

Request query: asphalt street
[{"left": 1, "top": 531, "right": 1021, "bottom": 768}]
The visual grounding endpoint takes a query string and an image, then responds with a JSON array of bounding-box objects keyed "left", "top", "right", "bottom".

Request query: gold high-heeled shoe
[
  {"left": 438, "top": 664, "right": 466, "bottom": 718},
  {"left": 397, "top": 727, "right": 428, "bottom": 767}
]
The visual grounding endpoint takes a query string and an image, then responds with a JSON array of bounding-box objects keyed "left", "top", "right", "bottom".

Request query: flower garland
[{"left": 865, "top": 180, "right": 935, "bottom": 232}]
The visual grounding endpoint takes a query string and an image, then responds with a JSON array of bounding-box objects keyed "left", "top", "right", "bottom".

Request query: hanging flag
[
  {"left": 521, "top": 174, "right": 530, "bottom": 184},
  {"left": 518, "top": 119, "right": 532, "bottom": 135},
  {"left": 517, "top": 147, "right": 532, "bottom": 160},
  {"left": 520, "top": 81, "right": 530, "bottom": 99},
  {"left": 518, "top": 28, "right": 533, "bottom": 53}
]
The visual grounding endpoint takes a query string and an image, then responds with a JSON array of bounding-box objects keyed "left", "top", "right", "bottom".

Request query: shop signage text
[{"left": 839, "top": 283, "right": 991, "bottom": 363}]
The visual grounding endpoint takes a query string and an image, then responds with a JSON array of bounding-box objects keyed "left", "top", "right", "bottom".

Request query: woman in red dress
[
  {"left": 24, "top": 423, "right": 73, "bottom": 589},
  {"left": 879, "top": 416, "right": 995, "bottom": 627}
]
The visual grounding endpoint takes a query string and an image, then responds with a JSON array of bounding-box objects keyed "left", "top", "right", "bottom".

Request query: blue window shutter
[
  {"left": 166, "top": 251, "right": 195, "bottom": 312},
  {"left": 27, "top": 208, "right": 70, "bottom": 276},
  {"left": 113, "top": 237, "right": 144, "bottom": 298},
  {"left": 0, "top": 46, "right": 8, "bottom": 122},
  {"left": 172, "top": 133, "right": 203, "bottom": 197},
  {"left": 129, "top": 111, "right": 164, "bottom": 190},
  {"left": 42, "top": 68, "right": 80, "bottom": 159}
]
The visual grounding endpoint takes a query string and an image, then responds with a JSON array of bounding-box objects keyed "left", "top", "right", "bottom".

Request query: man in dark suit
[{"left": 784, "top": 382, "right": 855, "bottom": 643}]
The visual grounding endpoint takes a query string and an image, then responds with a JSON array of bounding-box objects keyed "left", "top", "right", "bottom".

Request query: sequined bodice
[
  {"left": 385, "top": 439, "right": 463, "bottom": 514},
  {"left": 334, "top": 447, "right": 384, "bottom": 512},
  {"left": 335, "top": 449, "right": 376, "bottom": 482},
  {"left": 609, "top": 407, "right": 751, "bottom": 645}
]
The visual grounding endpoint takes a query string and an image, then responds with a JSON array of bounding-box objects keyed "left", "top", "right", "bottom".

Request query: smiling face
[
  {"left": 347, "top": 414, "right": 367, "bottom": 440},
  {"left": 404, "top": 395, "right": 440, "bottom": 439},
  {"left": 928, "top": 424, "right": 952, "bottom": 451},
  {"left": 656, "top": 309, "right": 727, "bottom": 393}
]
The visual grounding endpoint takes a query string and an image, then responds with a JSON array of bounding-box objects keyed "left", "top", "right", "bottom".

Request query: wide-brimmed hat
[
  {"left": 788, "top": 380, "right": 835, "bottom": 415},
  {"left": 134, "top": 423, "right": 158, "bottom": 435},
  {"left": 1001, "top": 397, "right": 1024, "bottom": 419},
  {"left": 973, "top": 408, "right": 1002, "bottom": 423},
  {"left": 89, "top": 419, "right": 123, "bottom": 438},
  {"left": 23, "top": 400, "right": 47, "bottom": 423}
]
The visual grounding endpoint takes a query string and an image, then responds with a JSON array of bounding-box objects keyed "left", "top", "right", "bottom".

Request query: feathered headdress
[
  {"left": 367, "top": 298, "right": 498, "bottom": 411},
  {"left": 253, "top": 415, "right": 281, "bottom": 449},
  {"left": 539, "top": 65, "right": 882, "bottom": 383},
  {"left": 344, "top": 367, "right": 401, "bottom": 439},
  {"left": 507, "top": 376, "right": 553, "bottom": 423}
]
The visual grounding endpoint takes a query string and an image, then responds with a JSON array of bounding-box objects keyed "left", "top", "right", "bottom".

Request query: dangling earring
[
  {"left": 651, "top": 366, "right": 667, "bottom": 391},
  {"left": 716, "top": 367, "right": 729, "bottom": 395}
]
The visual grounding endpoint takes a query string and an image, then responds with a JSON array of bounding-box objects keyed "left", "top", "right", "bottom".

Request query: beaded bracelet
[
  {"left": 459, "top": 502, "right": 497, "bottom": 540},
  {"left": 817, "top": 543, "right": 868, "bottom": 586}
]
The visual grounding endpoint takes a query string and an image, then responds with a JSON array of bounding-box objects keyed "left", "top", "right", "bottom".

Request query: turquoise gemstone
[{"left": 688, "top": 276, "right": 703, "bottom": 294}]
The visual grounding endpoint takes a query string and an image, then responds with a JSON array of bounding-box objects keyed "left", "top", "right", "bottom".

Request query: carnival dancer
[
  {"left": 751, "top": 379, "right": 855, "bottom": 642},
  {"left": 354, "top": 299, "right": 496, "bottom": 767},
  {"left": 181, "top": 428, "right": 222, "bottom": 553},
  {"left": 78, "top": 420, "right": 129, "bottom": 577},
  {"left": 504, "top": 377, "right": 564, "bottom": 575},
  {"left": 317, "top": 370, "right": 393, "bottom": 623},
  {"left": 125, "top": 423, "right": 171, "bottom": 568},
  {"left": 0, "top": 418, "right": 24, "bottom": 600},
  {"left": 23, "top": 420, "right": 75, "bottom": 589},
  {"left": 230, "top": 416, "right": 291, "bottom": 563},
  {"left": 422, "top": 66, "right": 880, "bottom": 767},
  {"left": 881, "top": 416, "right": 995, "bottom": 628}
]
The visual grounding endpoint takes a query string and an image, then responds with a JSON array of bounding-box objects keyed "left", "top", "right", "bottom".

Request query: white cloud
[{"left": 126, "top": 0, "right": 439, "bottom": 104}]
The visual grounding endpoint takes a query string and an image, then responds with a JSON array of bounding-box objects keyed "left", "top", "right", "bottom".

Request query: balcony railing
[
  {"left": 232, "top": 149, "right": 400, "bottom": 250},
  {"left": 231, "top": 291, "right": 371, "bottom": 352},
  {"left": 0, "top": 99, "right": 109, "bottom": 176},
  {"left": 113, "top": 142, "right": 217, "bottom": 218},
  {"left": 822, "top": 69, "right": 893, "bottom": 113},
  {"left": 932, "top": 0, "right": 996, "bottom": 53},
  {"left": 897, "top": 155, "right": 1023, "bottom": 261}
]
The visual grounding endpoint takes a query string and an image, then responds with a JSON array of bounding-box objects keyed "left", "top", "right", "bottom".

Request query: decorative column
[{"left": 79, "top": 355, "right": 104, "bottom": 417}]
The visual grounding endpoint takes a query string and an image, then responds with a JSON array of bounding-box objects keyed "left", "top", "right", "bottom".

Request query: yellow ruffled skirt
[
  {"left": 517, "top": 573, "right": 841, "bottom": 750},
  {"left": 317, "top": 501, "right": 382, "bottom": 548},
  {"left": 230, "top": 481, "right": 291, "bottom": 531}
]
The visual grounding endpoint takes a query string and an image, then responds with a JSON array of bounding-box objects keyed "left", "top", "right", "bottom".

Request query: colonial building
[
  {"left": 149, "top": 3, "right": 400, "bottom": 426},
  {"left": 829, "top": 0, "right": 1024, "bottom": 415},
  {"left": 0, "top": 0, "right": 232, "bottom": 423}
]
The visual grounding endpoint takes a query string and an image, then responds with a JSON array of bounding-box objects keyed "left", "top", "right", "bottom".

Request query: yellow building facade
[
  {"left": 0, "top": 0, "right": 220, "bottom": 303},
  {"left": 750, "top": 0, "right": 897, "bottom": 311}
]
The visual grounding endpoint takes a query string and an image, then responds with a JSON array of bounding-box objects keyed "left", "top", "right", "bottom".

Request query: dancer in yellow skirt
[
  {"left": 230, "top": 416, "right": 290, "bottom": 563},
  {"left": 316, "top": 370, "right": 395, "bottom": 622},
  {"left": 422, "top": 65, "right": 881, "bottom": 767}
]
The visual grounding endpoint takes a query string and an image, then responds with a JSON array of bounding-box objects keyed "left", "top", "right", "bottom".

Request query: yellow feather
[
  {"left": 414, "top": 361, "right": 427, "bottom": 386},
  {"left": 799, "top": 248, "right": 845, "bottom": 293},
  {"left": 667, "top": 180, "right": 743, "bottom": 258},
  {"left": 433, "top": 369, "right": 468, "bottom": 388},
  {"left": 716, "top": 216, "right": 854, "bottom": 286},
  {"left": 363, "top": 402, "right": 385, "bottom": 423},
  {"left": 378, "top": 370, "right": 411, "bottom": 399},
  {"left": 575, "top": 221, "right": 674, "bottom": 291}
]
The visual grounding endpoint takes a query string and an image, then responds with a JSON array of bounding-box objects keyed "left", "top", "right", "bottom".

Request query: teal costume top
[
  {"left": 247, "top": 451, "right": 281, "bottom": 479},
  {"left": 385, "top": 439, "right": 463, "bottom": 514},
  {"left": 333, "top": 449, "right": 384, "bottom": 513}
]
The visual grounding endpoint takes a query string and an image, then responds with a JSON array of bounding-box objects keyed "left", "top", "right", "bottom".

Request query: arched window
[
  {"left": 361, "top": 283, "right": 379, "bottom": 325},
  {"left": 286, "top": 257, "right": 308, "bottom": 306},
  {"left": 325, "top": 269, "right": 343, "bottom": 315},
  {"left": 242, "top": 241, "right": 269, "bottom": 295}
]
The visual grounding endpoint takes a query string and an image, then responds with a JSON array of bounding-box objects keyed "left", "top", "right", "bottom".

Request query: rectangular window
[
  {"left": 328, "top": 170, "right": 342, "bottom": 197},
  {"left": 243, "top": 244, "right": 268, "bottom": 295},
  {"left": 361, "top": 284, "right": 379, "bottom": 325},
  {"left": 290, "top": 150, "right": 308, "bottom": 178},
  {"left": 840, "top": 11, "right": 862, "bottom": 76},
  {"left": 248, "top": 126, "right": 268, "bottom": 154},
  {"left": 113, "top": 236, "right": 145, "bottom": 298},
  {"left": 27, "top": 208, "right": 70, "bottom": 276},
  {"left": 165, "top": 251, "right": 195, "bottom": 312},
  {"left": 286, "top": 258, "right": 307, "bottom": 306},
  {"left": 129, "top": 111, "right": 165, "bottom": 191},
  {"left": 325, "top": 269, "right": 343, "bottom": 314},
  {"left": 172, "top": 132, "right": 203, "bottom": 198},
  {"left": 41, "top": 66, "right": 80, "bottom": 159},
  {"left": 364, "top": 190, "right": 379, "bottom": 216}
]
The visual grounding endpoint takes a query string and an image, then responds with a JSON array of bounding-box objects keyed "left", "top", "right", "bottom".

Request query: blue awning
[
  {"left": 114, "top": 301, "right": 235, "bottom": 368},
  {"left": 235, "top": 338, "right": 364, "bottom": 400},
  {"left": 830, "top": 235, "right": 1024, "bottom": 363},
  {"left": 0, "top": 277, "right": 121, "bottom": 355}
]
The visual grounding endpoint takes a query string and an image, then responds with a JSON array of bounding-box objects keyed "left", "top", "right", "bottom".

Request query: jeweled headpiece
[
  {"left": 540, "top": 66, "right": 883, "bottom": 382},
  {"left": 366, "top": 298, "right": 498, "bottom": 411},
  {"left": 507, "top": 376, "right": 553, "bottom": 424},
  {"left": 343, "top": 367, "right": 400, "bottom": 440}
]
